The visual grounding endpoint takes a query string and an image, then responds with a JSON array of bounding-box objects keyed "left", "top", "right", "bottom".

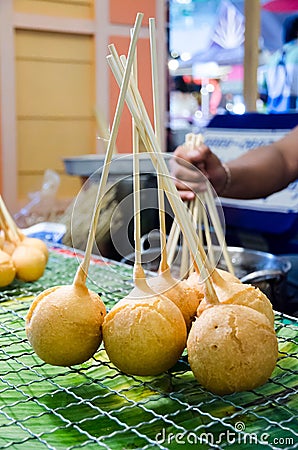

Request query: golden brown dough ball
[
  {"left": 187, "top": 304, "right": 278, "bottom": 395},
  {"left": 103, "top": 294, "right": 187, "bottom": 376},
  {"left": 0, "top": 249, "right": 16, "bottom": 287},
  {"left": 21, "top": 237, "right": 49, "bottom": 262},
  {"left": 12, "top": 245, "right": 47, "bottom": 282},
  {"left": 26, "top": 284, "right": 106, "bottom": 366}
]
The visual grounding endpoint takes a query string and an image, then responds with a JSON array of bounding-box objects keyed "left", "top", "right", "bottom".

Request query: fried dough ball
[
  {"left": 0, "top": 249, "right": 16, "bottom": 287},
  {"left": 148, "top": 270, "right": 204, "bottom": 331},
  {"left": 102, "top": 294, "right": 187, "bottom": 376},
  {"left": 26, "top": 283, "right": 106, "bottom": 366},
  {"left": 21, "top": 237, "right": 49, "bottom": 262},
  {"left": 197, "top": 280, "right": 275, "bottom": 327},
  {"left": 187, "top": 304, "right": 278, "bottom": 395},
  {"left": 12, "top": 245, "right": 47, "bottom": 282}
]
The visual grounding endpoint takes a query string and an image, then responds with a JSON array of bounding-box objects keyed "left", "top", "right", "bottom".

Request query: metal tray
[
  {"left": 0, "top": 245, "right": 297, "bottom": 449},
  {"left": 63, "top": 153, "right": 172, "bottom": 178}
]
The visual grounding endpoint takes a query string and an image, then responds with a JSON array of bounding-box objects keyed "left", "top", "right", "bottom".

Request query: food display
[
  {"left": 22, "top": 12, "right": 279, "bottom": 397},
  {"left": 0, "top": 12, "right": 296, "bottom": 450}
]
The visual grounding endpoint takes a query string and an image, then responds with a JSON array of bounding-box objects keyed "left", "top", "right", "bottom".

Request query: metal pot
[
  {"left": 216, "top": 246, "right": 291, "bottom": 313},
  {"left": 121, "top": 245, "right": 291, "bottom": 313}
]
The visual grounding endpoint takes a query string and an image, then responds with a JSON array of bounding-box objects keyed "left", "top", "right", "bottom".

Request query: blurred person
[
  {"left": 170, "top": 125, "right": 298, "bottom": 200},
  {"left": 259, "top": 14, "right": 298, "bottom": 113}
]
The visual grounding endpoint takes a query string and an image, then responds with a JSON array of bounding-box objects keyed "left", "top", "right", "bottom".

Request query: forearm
[{"left": 220, "top": 144, "right": 296, "bottom": 199}]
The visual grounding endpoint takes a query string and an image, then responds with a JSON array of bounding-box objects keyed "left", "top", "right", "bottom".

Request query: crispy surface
[
  {"left": 187, "top": 304, "right": 278, "bottom": 395},
  {"left": 103, "top": 293, "right": 187, "bottom": 376},
  {"left": 26, "top": 284, "right": 106, "bottom": 366}
]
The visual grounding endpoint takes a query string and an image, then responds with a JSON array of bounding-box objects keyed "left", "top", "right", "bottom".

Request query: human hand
[{"left": 170, "top": 143, "right": 227, "bottom": 200}]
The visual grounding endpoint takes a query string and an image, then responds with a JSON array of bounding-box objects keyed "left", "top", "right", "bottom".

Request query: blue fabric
[{"left": 207, "top": 112, "right": 298, "bottom": 129}]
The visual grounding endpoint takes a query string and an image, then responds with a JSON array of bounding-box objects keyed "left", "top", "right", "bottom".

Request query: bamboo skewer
[
  {"left": 73, "top": 12, "right": 144, "bottom": 286},
  {"left": 166, "top": 219, "right": 180, "bottom": 266},
  {"left": 131, "top": 41, "right": 148, "bottom": 288},
  {"left": 204, "top": 183, "right": 234, "bottom": 274},
  {"left": 149, "top": 18, "right": 169, "bottom": 274},
  {"left": 0, "top": 196, "right": 22, "bottom": 244},
  {"left": 95, "top": 108, "right": 118, "bottom": 155}
]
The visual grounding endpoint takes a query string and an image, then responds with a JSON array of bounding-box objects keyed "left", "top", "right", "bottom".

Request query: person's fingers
[
  {"left": 172, "top": 177, "right": 208, "bottom": 194},
  {"left": 177, "top": 190, "right": 196, "bottom": 201}
]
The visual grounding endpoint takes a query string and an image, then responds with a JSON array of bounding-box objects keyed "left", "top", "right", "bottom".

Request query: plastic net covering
[{"left": 0, "top": 245, "right": 297, "bottom": 450}]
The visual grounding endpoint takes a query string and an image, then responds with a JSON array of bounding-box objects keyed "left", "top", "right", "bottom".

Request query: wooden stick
[
  {"left": 204, "top": 184, "right": 234, "bottom": 274},
  {"left": 73, "top": 12, "right": 144, "bottom": 287},
  {"left": 180, "top": 233, "right": 189, "bottom": 279},
  {"left": 131, "top": 42, "right": 147, "bottom": 284},
  {"left": 0, "top": 196, "right": 22, "bottom": 243},
  {"left": 149, "top": 18, "right": 169, "bottom": 274},
  {"left": 202, "top": 198, "right": 215, "bottom": 268},
  {"left": 166, "top": 219, "right": 180, "bottom": 266},
  {"left": 94, "top": 108, "right": 118, "bottom": 155}
]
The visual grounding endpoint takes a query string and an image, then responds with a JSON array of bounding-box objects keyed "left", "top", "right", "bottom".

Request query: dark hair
[{"left": 283, "top": 14, "right": 298, "bottom": 44}]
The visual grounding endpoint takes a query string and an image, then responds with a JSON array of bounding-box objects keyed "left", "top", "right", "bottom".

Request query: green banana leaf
[{"left": 0, "top": 247, "right": 297, "bottom": 449}]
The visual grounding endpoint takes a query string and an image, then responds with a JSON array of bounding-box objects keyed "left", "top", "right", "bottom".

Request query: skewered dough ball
[
  {"left": 12, "top": 245, "right": 47, "bottom": 282},
  {"left": 197, "top": 279, "right": 275, "bottom": 327},
  {"left": 187, "top": 304, "right": 278, "bottom": 395},
  {"left": 103, "top": 294, "right": 187, "bottom": 376},
  {"left": 26, "top": 283, "right": 106, "bottom": 366},
  {"left": 20, "top": 237, "right": 49, "bottom": 262},
  {"left": 0, "top": 249, "right": 16, "bottom": 287},
  {"left": 148, "top": 270, "right": 204, "bottom": 331}
]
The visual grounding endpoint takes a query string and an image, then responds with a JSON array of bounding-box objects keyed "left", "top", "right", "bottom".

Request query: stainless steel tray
[{"left": 63, "top": 153, "right": 172, "bottom": 177}]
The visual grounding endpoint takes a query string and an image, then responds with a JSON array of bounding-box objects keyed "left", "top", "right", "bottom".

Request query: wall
[{"left": 0, "top": 0, "right": 167, "bottom": 213}]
